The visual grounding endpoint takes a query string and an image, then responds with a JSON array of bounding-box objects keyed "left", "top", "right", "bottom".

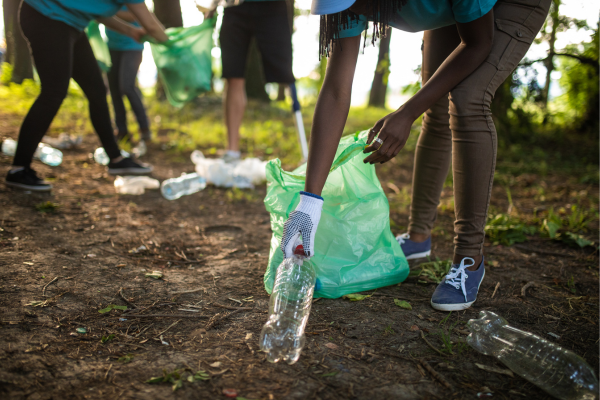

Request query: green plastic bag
[
  {"left": 264, "top": 131, "right": 409, "bottom": 299},
  {"left": 86, "top": 21, "right": 112, "bottom": 72},
  {"left": 149, "top": 18, "right": 215, "bottom": 107}
]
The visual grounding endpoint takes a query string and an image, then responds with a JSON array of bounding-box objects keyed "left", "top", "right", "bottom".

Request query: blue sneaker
[
  {"left": 396, "top": 233, "right": 431, "bottom": 260},
  {"left": 431, "top": 257, "right": 485, "bottom": 311}
]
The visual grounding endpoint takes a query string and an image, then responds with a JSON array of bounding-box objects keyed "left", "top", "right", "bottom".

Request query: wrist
[
  {"left": 300, "top": 191, "right": 323, "bottom": 201},
  {"left": 399, "top": 99, "right": 424, "bottom": 121},
  {"left": 297, "top": 191, "right": 324, "bottom": 214}
]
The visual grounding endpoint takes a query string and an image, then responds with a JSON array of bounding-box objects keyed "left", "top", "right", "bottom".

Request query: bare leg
[{"left": 223, "top": 78, "right": 246, "bottom": 152}]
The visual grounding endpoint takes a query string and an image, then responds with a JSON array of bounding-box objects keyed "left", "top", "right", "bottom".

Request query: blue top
[
  {"left": 24, "top": 0, "right": 145, "bottom": 32},
  {"left": 106, "top": 6, "right": 144, "bottom": 51},
  {"left": 338, "top": 0, "right": 497, "bottom": 37}
]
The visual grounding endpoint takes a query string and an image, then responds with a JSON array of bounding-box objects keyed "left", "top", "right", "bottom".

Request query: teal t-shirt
[
  {"left": 106, "top": 6, "right": 144, "bottom": 51},
  {"left": 24, "top": 0, "right": 145, "bottom": 32},
  {"left": 338, "top": 0, "right": 497, "bottom": 37}
]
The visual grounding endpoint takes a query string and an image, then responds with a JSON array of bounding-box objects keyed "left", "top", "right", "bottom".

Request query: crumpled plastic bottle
[
  {"left": 190, "top": 150, "right": 266, "bottom": 189},
  {"left": 2, "top": 138, "right": 62, "bottom": 166},
  {"left": 114, "top": 176, "right": 160, "bottom": 195},
  {"left": 467, "top": 310, "right": 599, "bottom": 400},
  {"left": 259, "top": 244, "right": 316, "bottom": 364},
  {"left": 93, "top": 147, "right": 130, "bottom": 165},
  {"left": 160, "top": 172, "right": 207, "bottom": 200}
]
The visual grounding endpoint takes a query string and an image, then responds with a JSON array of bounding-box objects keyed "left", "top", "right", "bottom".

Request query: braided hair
[{"left": 318, "top": 0, "right": 407, "bottom": 58}]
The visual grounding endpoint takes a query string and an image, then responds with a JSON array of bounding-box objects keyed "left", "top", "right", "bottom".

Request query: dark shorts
[{"left": 220, "top": 1, "right": 295, "bottom": 83}]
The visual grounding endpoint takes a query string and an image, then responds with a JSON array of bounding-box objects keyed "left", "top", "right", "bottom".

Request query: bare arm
[
  {"left": 126, "top": 2, "right": 168, "bottom": 42},
  {"left": 97, "top": 16, "right": 144, "bottom": 40},
  {"left": 363, "top": 10, "right": 495, "bottom": 163},
  {"left": 115, "top": 10, "right": 136, "bottom": 22},
  {"left": 304, "top": 36, "right": 361, "bottom": 196}
]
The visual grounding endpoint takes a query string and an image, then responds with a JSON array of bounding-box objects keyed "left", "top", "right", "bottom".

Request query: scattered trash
[
  {"left": 114, "top": 175, "right": 160, "bottom": 195},
  {"left": 119, "top": 318, "right": 128, "bottom": 322},
  {"left": 222, "top": 388, "right": 238, "bottom": 398},
  {"left": 87, "top": 254, "right": 96, "bottom": 258},
  {"left": 2, "top": 138, "right": 62, "bottom": 166},
  {"left": 394, "top": 299, "right": 412, "bottom": 310},
  {"left": 548, "top": 332, "right": 561, "bottom": 340},
  {"left": 342, "top": 293, "right": 372, "bottom": 301},
  {"left": 209, "top": 361, "right": 222, "bottom": 368},
  {"left": 477, "top": 391, "right": 493, "bottom": 398},
  {"left": 245, "top": 333, "right": 253, "bottom": 340},
  {"left": 130, "top": 245, "right": 147, "bottom": 254},
  {"left": 191, "top": 150, "right": 266, "bottom": 189},
  {"left": 98, "top": 304, "right": 128, "bottom": 313},
  {"left": 160, "top": 335, "right": 169, "bottom": 345},
  {"left": 132, "top": 140, "right": 147, "bottom": 158},
  {"left": 468, "top": 310, "right": 599, "bottom": 400},
  {"left": 260, "top": 244, "right": 316, "bottom": 364},
  {"left": 42, "top": 133, "right": 82, "bottom": 149},
  {"left": 161, "top": 172, "right": 206, "bottom": 200},
  {"left": 145, "top": 271, "right": 164, "bottom": 280},
  {"left": 23, "top": 262, "right": 34, "bottom": 266},
  {"left": 76, "top": 328, "right": 87, "bottom": 334},
  {"left": 93, "top": 147, "right": 130, "bottom": 165}
]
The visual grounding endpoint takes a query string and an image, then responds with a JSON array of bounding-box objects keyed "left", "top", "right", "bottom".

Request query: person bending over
[
  {"left": 281, "top": 0, "right": 550, "bottom": 311},
  {"left": 5, "top": 0, "right": 167, "bottom": 192}
]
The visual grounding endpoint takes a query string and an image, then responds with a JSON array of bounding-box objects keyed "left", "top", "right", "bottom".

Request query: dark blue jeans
[{"left": 107, "top": 50, "right": 149, "bottom": 139}]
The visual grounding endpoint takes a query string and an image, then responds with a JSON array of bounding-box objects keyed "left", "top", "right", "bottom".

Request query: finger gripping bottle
[
  {"left": 467, "top": 311, "right": 599, "bottom": 400},
  {"left": 259, "top": 244, "right": 316, "bottom": 364}
]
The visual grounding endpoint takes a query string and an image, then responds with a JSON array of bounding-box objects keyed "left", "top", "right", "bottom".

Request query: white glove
[{"left": 281, "top": 191, "right": 324, "bottom": 258}]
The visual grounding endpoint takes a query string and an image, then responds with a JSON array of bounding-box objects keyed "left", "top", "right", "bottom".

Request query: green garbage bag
[
  {"left": 86, "top": 21, "right": 112, "bottom": 73},
  {"left": 149, "top": 18, "right": 216, "bottom": 107},
  {"left": 264, "top": 130, "right": 409, "bottom": 299}
]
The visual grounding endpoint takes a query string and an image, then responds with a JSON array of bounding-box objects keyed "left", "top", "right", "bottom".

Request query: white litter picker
[{"left": 288, "top": 82, "right": 309, "bottom": 162}]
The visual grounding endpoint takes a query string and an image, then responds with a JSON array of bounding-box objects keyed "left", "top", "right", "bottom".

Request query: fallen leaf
[
  {"left": 222, "top": 388, "right": 237, "bottom": 397},
  {"left": 245, "top": 333, "right": 253, "bottom": 340},
  {"left": 98, "top": 304, "right": 128, "bottom": 313},
  {"left": 145, "top": 271, "right": 163, "bottom": 280},
  {"left": 475, "top": 363, "right": 514, "bottom": 377},
  {"left": 324, "top": 343, "right": 338, "bottom": 350},
  {"left": 23, "top": 262, "right": 34, "bottom": 265},
  {"left": 410, "top": 325, "right": 419, "bottom": 331},
  {"left": 394, "top": 299, "right": 412, "bottom": 310},
  {"left": 209, "top": 361, "right": 222, "bottom": 368},
  {"left": 416, "top": 314, "right": 424, "bottom": 320},
  {"left": 342, "top": 293, "right": 372, "bottom": 301}
]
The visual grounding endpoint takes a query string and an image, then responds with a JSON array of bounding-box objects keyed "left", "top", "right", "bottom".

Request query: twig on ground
[
  {"left": 155, "top": 320, "right": 181, "bottom": 338},
  {"left": 521, "top": 281, "right": 537, "bottom": 297},
  {"left": 513, "top": 244, "right": 575, "bottom": 258},
  {"left": 104, "top": 364, "right": 112, "bottom": 381},
  {"left": 119, "top": 287, "right": 137, "bottom": 309},
  {"left": 420, "top": 330, "right": 447, "bottom": 357},
  {"left": 125, "top": 313, "right": 209, "bottom": 319},
  {"left": 213, "top": 303, "right": 252, "bottom": 311},
  {"left": 42, "top": 277, "right": 59, "bottom": 297},
  {"left": 419, "top": 359, "right": 453, "bottom": 389},
  {"left": 491, "top": 282, "right": 501, "bottom": 299},
  {"left": 171, "top": 288, "right": 206, "bottom": 295},
  {"left": 205, "top": 308, "right": 246, "bottom": 330},
  {"left": 124, "top": 301, "right": 175, "bottom": 315},
  {"left": 98, "top": 247, "right": 204, "bottom": 264}
]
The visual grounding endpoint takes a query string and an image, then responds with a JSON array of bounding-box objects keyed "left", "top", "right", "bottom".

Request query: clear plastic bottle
[
  {"left": 160, "top": 172, "right": 207, "bottom": 200},
  {"left": 93, "top": 147, "right": 130, "bottom": 165},
  {"left": 259, "top": 244, "right": 316, "bottom": 364},
  {"left": 114, "top": 176, "right": 160, "bottom": 195},
  {"left": 2, "top": 139, "right": 63, "bottom": 166},
  {"left": 467, "top": 311, "right": 599, "bottom": 400}
]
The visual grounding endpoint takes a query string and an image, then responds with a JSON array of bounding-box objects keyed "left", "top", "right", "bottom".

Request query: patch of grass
[
  {"left": 485, "top": 213, "right": 536, "bottom": 246},
  {"left": 226, "top": 188, "right": 258, "bottom": 203},
  {"left": 100, "top": 334, "right": 115, "bottom": 344},
  {"left": 541, "top": 206, "right": 597, "bottom": 248},
  {"left": 409, "top": 257, "right": 453, "bottom": 284},
  {"left": 567, "top": 275, "right": 576, "bottom": 294},
  {"left": 146, "top": 368, "right": 210, "bottom": 392},
  {"left": 432, "top": 313, "right": 468, "bottom": 356},
  {"left": 35, "top": 201, "right": 60, "bottom": 213},
  {"left": 117, "top": 354, "right": 135, "bottom": 363},
  {"left": 382, "top": 325, "right": 396, "bottom": 336}
]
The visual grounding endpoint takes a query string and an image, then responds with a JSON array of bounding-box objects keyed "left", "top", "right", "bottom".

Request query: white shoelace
[
  {"left": 396, "top": 233, "right": 410, "bottom": 245},
  {"left": 444, "top": 257, "right": 476, "bottom": 302}
]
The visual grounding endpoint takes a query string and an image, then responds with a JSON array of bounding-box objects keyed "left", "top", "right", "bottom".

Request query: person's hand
[
  {"left": 130, "top": 26, "right": 147, "bottom": 43},
  {"left": 363, "top": 108, "right": 414, "bottom": 164},
  {"left": 281, "top": 192, "right": 324, "bottom": 258},
  {"left": 204, "top": 9, "right": 216, "bottom": 19}
]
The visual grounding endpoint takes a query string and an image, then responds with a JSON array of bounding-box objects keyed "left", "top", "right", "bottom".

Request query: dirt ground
[{"left": 0, "top": 115, "right": 598, "bottom": 400}]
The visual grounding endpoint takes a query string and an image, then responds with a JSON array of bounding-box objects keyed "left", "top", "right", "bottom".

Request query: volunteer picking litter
[{"left": 281, "top": 0, "right": 550, "bottom": 311}]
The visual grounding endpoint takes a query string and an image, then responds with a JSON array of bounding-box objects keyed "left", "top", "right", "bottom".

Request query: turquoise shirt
[
  {"left": 106, "top": 6, "right": 144, "bottom": 51},
  {"left": 24, "top": 0, "right": 144, "bottom": 32},
  {"left": 338, "top": 0, "right": 497, "bottom": 37}
]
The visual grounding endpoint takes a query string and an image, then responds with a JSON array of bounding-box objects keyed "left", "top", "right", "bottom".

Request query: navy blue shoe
[
  {"left": 396, "top": 233, "right": 431, "bottom": 260},
  {"left": 431, "top": 257, "right": 485, "bottom": 311}
]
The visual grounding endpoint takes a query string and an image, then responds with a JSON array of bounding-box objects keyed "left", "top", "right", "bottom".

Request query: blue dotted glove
[{"left": 281, "top": 191, "right": 324, "bottom": 258}]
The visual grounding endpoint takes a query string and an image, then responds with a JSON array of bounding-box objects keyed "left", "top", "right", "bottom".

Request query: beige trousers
[{"left": 408, "top": 0, "right": 552, "bottom": 256}]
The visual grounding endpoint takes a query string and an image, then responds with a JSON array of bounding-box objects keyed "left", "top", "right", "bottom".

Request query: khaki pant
[{"left": 408, "top": 0, "right": 552, "bottom": 256}]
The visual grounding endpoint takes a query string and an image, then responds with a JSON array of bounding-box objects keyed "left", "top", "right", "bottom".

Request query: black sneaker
[
  {"left": 107, "top": 157, "right": 153, "bottom": 175},
  {"left": 5, "top": 167, "right": 52, "bottom": 191}
]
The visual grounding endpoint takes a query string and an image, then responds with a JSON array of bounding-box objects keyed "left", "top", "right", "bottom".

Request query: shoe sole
[
  {"left": 405, "top": 250, "right": 431, "bottom": 260},
  {"left": 430, "top": 268, "right": 485, "bottom": 311},
  {"left": 108, "top": 167, "right": 153, "bottom": 175},
  {"left": 5, "top": 181, "right": 52, "bottom": 192}
]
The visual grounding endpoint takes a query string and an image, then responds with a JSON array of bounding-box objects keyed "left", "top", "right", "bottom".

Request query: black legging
[{"left": 13, "top": 2, "right": 121, "bottom": 167}]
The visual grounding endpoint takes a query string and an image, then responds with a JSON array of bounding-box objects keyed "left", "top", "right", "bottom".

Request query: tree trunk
[
  {"left": 368, "top": 28, "right": 392, "bottom": 108},
  {"left": 245, "top": 38, "right": 270, "bottom": 102},
  {"left": 3, "top": 0, "right": 33, "bottom": 83},
  {"left": 152, "top": 0, "right": 183, "bottom": 29},
  {"left": 541, "top": 0, "right": 559, "bottom": 108}
]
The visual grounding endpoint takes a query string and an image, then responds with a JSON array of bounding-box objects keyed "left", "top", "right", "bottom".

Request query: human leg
[
  {"left": 71, "top": 33, "right": 121, "bottom": 160},
  {"left": 118, "top": 51, "right": 150, "bottom": 139},
  {"left": 224, "top": 78, "right": 246, "bottom": 153},
  {"left": 107, "top": 50, "right": 129, "bottom": 140}
]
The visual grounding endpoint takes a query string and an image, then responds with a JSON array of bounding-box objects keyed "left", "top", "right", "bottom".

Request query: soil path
[{"left": 0, "top": 121, "right": 598, "bottom": 400}]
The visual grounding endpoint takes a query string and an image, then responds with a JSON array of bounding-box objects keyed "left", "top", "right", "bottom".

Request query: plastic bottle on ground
[
  {"left": 467, "top": 310, "right": 599, "bottom": 400},
  {"left": 114, "top": 176, "right": 160, "bottom": 195},
  {"left": 259, "top": 244, "right": 316, "bottom": 364},
  {"left": 1, "top": 138, "right": 17, "bottom": 156},
  {"left": 35, "top": 143, "right": 63, "bottom": 166},
  {"left": 93, "top": 147, "right": 130, "bottom": 165},
  {"left": 160, "top": 172, "right": 207, "bottom": 200},
  {"left": 132, "top": 140, "right": 147, "bottom": 158}
]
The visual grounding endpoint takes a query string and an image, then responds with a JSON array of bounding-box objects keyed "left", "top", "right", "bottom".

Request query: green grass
[{"left": 409, "top": 257, "right": 453, "bottom": 284}]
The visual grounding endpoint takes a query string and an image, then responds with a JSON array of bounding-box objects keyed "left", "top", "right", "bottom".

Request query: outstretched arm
[
  {"left": 363, "top": 10, "right": 495, "bottom": 163},
  {"left": 304, "top": 35, "right": 361, "bottom": 195},
  {"left": 126, "top": 2, "right": 168, "bottom": 42}
]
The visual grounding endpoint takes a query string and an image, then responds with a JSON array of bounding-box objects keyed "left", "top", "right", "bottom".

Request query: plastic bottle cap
[{"left": 294, "top": 244, "right": 305, "bottom": 256}]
